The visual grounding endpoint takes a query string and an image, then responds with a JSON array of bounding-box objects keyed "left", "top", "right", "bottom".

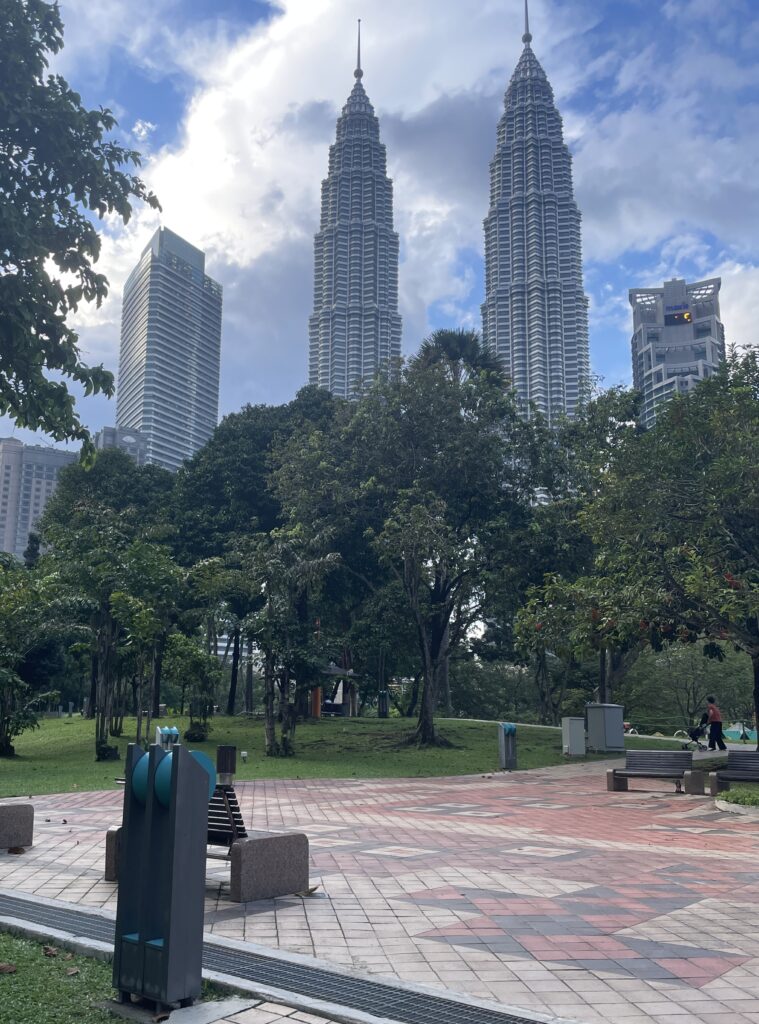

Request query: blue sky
[{"left": 5, "top": 0, "right": 759, "bottom": 448}]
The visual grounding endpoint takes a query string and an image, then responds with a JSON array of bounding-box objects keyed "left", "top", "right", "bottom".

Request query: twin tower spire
[{"left": 308, "top": 5, "right": 590, "bottom": 423}]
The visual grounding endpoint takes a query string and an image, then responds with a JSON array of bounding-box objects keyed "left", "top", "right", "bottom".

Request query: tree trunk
[
  {"left": 414, "top": 661, "right": 437, "bottom": 744},
  {"left": 245, "top": 637, "right": 254, "bottom": 714},
  {"left": 263, "top": 650, "right": 278, "bottom": 757},
  {"left": 753, "top": 652, "right": 759, "bottom": 753},
  {"left": 598, "top": 648, "right": 609, "bottom": 704},
  {"left": 405, "top": 673, "right": 421, "bottom": 717},
  {"left": 95, "top": 610, "right": 118, "bottom": 760},
  {"left": 151, "top": 634, "right": 166, "bottom": 719},
  {"left": 88, "top": 653, "right": 98, "bottom": 719},
  {"left": 226, "top": 627, "right": 240, "bottom": 716}
]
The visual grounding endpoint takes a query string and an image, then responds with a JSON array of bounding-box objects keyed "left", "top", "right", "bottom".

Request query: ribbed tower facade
[
  {"left": 116, "top": 227, "right": 222, "bottom": 472},
  {"left": 309, "top": 29, "right": 402, "bottom": 398},
  {"left": 482, "top": 4, "right": 589, "bottom": 424}
]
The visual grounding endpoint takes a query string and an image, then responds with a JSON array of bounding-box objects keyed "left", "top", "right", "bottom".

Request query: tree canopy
[{"left": 0, "top": 0, "right": 159, "bottom": 447}]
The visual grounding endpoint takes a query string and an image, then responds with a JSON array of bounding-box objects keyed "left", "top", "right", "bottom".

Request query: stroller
[{"left": 681, "top": 713, "right": 709, "bottom": 752}]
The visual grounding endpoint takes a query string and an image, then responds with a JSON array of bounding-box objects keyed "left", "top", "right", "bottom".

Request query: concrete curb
[
  {"left": 715, "top": 797, "right": 759, "bottom": 818},
  {"left": 0, "top": 891, "right": 582, "bottom": 1024}
]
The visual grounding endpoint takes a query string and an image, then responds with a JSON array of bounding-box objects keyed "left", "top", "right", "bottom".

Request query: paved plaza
[{"left": 2, "top": 762, "right": 759, "bottom": 1023}]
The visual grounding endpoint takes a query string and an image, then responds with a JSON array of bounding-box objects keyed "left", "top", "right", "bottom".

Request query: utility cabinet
[
  {"left": 586, "top": 703, "right": 625, "bottom": 752},
  {"left": 562, "top": 717, "right": 586, "bottom": 757}
]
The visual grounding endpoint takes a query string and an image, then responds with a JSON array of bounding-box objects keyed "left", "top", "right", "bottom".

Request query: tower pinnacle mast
[{"left": 523, "top": 0, "right": 532, "bottom": 44}]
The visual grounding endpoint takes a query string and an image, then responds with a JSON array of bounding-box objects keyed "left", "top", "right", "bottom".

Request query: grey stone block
[
  {"left": 683, "top": 769, "right": 705, "bottom": 795},
  {"left": 230, "top": 830, "right": 309, "bottom": 903},
  {"left": 105, "top": 825, "right": 122, "bottom": 881},
  {"left": 606, "top": 769, "right": 627, "bottom": 792},
  {"left": 0, "top": 802, "right": 34, "bottom": 849}
]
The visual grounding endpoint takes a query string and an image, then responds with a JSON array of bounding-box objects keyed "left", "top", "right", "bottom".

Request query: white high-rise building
[
  {"left": 0, "top": 438, "right": 76, "bottom": 559},
  {"left": 482, "top": 2, "right": 589, "bottom": 424},
  {"left": 630, "top": 277, "right": 725, "bottom": 428},
  {"left": 116, "top": 228, "right": 222, "bottom": 472},
  {"left": 309, "top": 26, "right": 402, "bottom": 398}
]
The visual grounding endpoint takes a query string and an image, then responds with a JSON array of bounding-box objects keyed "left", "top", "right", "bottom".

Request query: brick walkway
[{"left": 2, "top": 762, "right": 759, "bottom": 1023}]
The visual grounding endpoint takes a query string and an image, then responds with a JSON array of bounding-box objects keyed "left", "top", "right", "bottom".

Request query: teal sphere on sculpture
[{"left": 131, "top": 752, "right": 149, "bottom": 805}]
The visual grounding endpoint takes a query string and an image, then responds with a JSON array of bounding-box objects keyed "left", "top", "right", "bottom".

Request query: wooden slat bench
[
  {"left": 710, "top": 751, "right": 759, "bottom": 796},
  {"left": 105, "top": 784, "right": 309, "bottom": 902},
  {"left": 607, "top": 750, "right": 704, "bottom": 795}
]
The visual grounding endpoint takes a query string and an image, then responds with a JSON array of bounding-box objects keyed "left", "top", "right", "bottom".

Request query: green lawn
[
  {"left": 722, "top": 784, "right": 759, "bottom": 807},
  {"left": 0, "top": 715, "right": 685, "bottom": 798},
  {"left": 0, "top": 933, "right": 112, "bottom": 1024}
]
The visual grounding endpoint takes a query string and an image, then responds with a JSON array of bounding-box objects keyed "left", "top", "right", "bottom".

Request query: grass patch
[
  {"left": 0, "top": 932, "right": 112, "bottom": 1024},
  {"left": 721, "top": 784, "right": 759, "bottom": 807},
  {"left": 0, "top": 933, "right": 228, "bottom": 1023},
  {"left": 0, "top": 715, "right": 684, "bottom": 798}
]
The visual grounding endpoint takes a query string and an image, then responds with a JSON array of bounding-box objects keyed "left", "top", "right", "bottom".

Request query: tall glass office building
[
  {"left": 482, "top": 4, "right": 589, "bottom": 424},
  {"left": 309, "top": 28, "right": 402, "bottom": 398},
  {"left": 116, "top": 228, "right": 222, "bottom": 471}
]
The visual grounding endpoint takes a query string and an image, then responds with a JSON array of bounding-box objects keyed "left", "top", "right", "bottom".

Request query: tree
[
  {"left": 242, "top": 529, "right": 338, "bottom": 757},
  {"left": 0, "top": 0, "right": 159, "bottom": 448},
  {"left": 275, "top": 357, "right": 545, "bottom": 746},
  {"left": 525, "top": 351, "right": 759, "bottom": 741},
  {"left": 412, "top": 328, "right": 504, "bottom": 386},
  {"left": 173, "top": 387, "right": 335, "bottom": 564},
  {"left": 0, "top": 554, "right": 81, "bottom": 755},
  {"left": 586, "top": 351, "right": 759, "bottom": 739}
]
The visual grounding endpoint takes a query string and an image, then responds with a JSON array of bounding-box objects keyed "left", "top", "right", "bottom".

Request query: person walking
[{"left": 706, "top": 695, "right": 727, "bottom": 751}]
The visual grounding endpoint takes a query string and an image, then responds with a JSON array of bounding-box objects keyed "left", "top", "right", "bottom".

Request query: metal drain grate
[{"left": 0, "top": 892, "right": 555, "bottom": 1024}]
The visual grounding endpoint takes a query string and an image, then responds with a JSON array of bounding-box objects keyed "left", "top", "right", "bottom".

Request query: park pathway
[{"left": 2, "top": 761, "right": 759, "bottom": 1023}]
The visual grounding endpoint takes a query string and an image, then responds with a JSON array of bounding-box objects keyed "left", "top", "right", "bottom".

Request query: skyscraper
[
  {"left": 0, "top": 438, "right": 76, "bottom": 558},
  {"left": 629, "top": 277, "right": 725, "bottom": 428},
  {"left": 309, "top": 24, "right": 402, "bottom": 398},
  {"left": 116, "top": 228, "right": 222, "bottom": 472},
  {"left": 482, "top": 1, "right": 589, "bottom": 424}
]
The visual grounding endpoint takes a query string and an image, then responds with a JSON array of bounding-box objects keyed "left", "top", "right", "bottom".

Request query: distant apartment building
[
  {"left": 93, "top": 426, "right": 147, "bottom": 466},
  {"left": 0, "top": 438, "right": 77, "bottom": 559},
  {"left": 629, "top": 277, "right": 725, "bottom": 428},
  {"left": 116, "top": 227, "right": 223, "bottom": 472}
]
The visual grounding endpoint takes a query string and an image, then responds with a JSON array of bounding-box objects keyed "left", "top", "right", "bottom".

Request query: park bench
[
  {"left": 709, "top": 750, "right": 759, "bottom": 796},
  {"left": 106, "top": 784, "right": 309, "bottom": 902},
  {"left": 0, "top": 802, "right": 34, "bottom": 851},
  {"left": 607, "top": 750, "right": 704, "bottom": 794}
]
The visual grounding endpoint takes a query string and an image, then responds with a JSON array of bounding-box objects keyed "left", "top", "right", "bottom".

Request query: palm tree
[{"left": 412, "top": 328, "right": 504, "bottom": 386}]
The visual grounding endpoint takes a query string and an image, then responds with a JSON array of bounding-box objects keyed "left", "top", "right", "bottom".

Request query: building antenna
[
  {"left": 355, "top": 18, "right": 363, "bottom": 78},
  {"left": 523, "top": 0, "right": 533, "bottom": 44}
]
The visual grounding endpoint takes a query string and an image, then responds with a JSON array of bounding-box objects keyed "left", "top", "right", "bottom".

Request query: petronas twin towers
[{"left": 309, "top": 5, "right": 590, "bottom": 423}]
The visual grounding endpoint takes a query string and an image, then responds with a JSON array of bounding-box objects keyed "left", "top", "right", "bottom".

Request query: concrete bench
[
  {"left": 607, "top": 750, "right": 704, "bottom": 794},
  {"left": 228, "top": 830, "right": 309, "bottom": 903},
  {"left": 0, "top": 803, "right": 34, "bottom": 850},
  {"left": 105, "top": 826, "right": 309, "bottom": 903},
  {"left": 710, "top": 751, "right": 759, "bottom": 796}
]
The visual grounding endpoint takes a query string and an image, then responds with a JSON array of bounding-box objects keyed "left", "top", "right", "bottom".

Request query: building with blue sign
[{"left": 629, "top": 277, "right": 725, "bottom": 428}]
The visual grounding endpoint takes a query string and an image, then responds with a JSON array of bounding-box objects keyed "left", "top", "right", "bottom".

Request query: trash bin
[
  {"left": 498, "top": 722, "right": 517, "bottom": 771},
  {"left": 562, "top": 716, "right": 586, "bottom": 757},
  {"left": 586, "top": 703, "right": 625, "bottom": 752}
]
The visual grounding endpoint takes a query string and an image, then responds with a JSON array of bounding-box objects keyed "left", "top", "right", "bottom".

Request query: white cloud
[
  {"left": 714, "top": 261, "right": 759, "bottom": 349},
  {"left": 46, "top": 0, "right": 759, "bottom": 432}
]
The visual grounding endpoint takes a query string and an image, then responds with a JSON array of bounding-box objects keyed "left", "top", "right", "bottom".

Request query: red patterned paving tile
[{"left": 3, "top": 762, "right": 759, "bottom": 1022}]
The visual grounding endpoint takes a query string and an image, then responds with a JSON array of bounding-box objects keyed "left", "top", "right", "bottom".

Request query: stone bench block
[
  {"left": 230, "top": 830, "right": 309, "bottom": 903},
  {"left": 0, "top": 803, "right": 34, "bottom": 850},
  {"left": 105, "top": 825, "right": 122, "bottom": 882},
  {"left": 683, "top": 769, "right": 705, "bottom": 795},
  {"left": 606, "top": 769, "right": 627, "bottom": 792}
]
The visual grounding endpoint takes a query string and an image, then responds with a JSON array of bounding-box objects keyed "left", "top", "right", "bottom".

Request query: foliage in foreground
[
  {"left": 721, "top": 785, "right": 759, "bottom": 808},
  {"left": 0, "top": 0, "right": 159, "bottom": 449}
]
